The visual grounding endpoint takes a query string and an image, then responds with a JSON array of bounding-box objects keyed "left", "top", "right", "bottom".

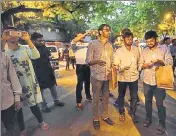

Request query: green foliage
[{"left": 2, "top": 1, "right": 176, "bottom": 38}]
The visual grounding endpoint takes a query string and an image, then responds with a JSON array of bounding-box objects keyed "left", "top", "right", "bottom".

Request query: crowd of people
[{"left": 1, "top": 23, "right": 175, "bottom": 136}]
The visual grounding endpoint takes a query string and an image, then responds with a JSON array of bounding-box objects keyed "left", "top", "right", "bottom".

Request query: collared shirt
[
  {"left": 139, "top": 46, "right": 173, "bottom": 86},
  {"left": 114, "top": 45, "right": 140, "bottom": 82},
  {"left": 71, "top": 42, "right": 89, "bottom": 64},
  {"left": 0, "top": 52, "right": 22, "bottom": 110},
  {"left": 86, "top": 40, "right": 113, "bottom": 81}
]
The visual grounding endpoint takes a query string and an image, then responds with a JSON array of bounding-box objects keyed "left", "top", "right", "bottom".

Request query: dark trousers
[
  {"left": 118, "top": 80, "right": 138, "bottom": 115},
  {"left": 66, "top": 58, "right": 70, "bottom": 70},
  {"left": 70, "top": 57, "right": 75, "bottom": 69},
  {"left": 143, "top": 83, "right": 166, "bottom": 127},
  {"left": 76, "top": 64, "right": 91, "bottom": 103},
  {"left": 1, "top": 105, "right": 16, "bottom": 135},
  {"left": 17, "top": 104, "right": 43, "bottom": 131}
]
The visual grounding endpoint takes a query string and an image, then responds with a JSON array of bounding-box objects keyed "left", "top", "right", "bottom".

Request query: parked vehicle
[{"left": 46, "top": 45, "right": 59, "bottom": 69}]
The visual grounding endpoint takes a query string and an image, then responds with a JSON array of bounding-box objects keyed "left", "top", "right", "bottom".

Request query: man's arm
[{"left": 85, "top": 42, "right": 106, "bottom": 66}]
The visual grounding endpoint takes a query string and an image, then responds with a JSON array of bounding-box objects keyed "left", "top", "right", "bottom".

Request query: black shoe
[
  {"left": 143, "top": 118, "right": 152, "bottom": 127},
  {"left": 93, "top": 120, "right": 100, "bottom": 130},
  {"left": 131, "top": 114, "right": 139, "bottom": 123},
  {"left": 42, "top": 107, "right": 51, "bottom": 113},
  {"left": 54, "top": 101, "right": 64, "bottom": 106},
  {"left": 86, "top": 97, "right": 92, "bottom": 102},
  {"left": 102, "top": 117, "right": 115, "bottom": 125}
]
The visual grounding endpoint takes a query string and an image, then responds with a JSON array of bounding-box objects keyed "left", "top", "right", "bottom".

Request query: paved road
[{"left": 2, "top": 61, "right": 176, "bottom": 136}]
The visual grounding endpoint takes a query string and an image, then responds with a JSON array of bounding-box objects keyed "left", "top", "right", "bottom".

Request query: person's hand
[
  {"left": 124, "top": 66, "right": 130, "bottom": 70},
  {"left": 96, "top": 60, "right": 106, "bottom": 66},
  {"left": 142, "top": 63, "right": 153, "bottom": 69},
  {"left": 21, "top": 31, "right": 31, "bottom": 41},
  {"left": 15, "top": 101, "right": 22, "bottom": 111},
  {"left": 153, "top": 59, "right": 165, "bottom": 66},
  {"left": 85, "top": 30, "right": 92, "bottom": 35},
  {"left": 1, "top": 30, "right": 12, "bottom": 41}
]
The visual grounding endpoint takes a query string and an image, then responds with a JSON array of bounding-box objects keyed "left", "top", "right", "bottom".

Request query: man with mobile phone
[
  {"left": 1, "top": 42, "right": 22, "bottom": 136},
  {"left": 113, "top": 30, "right": 140, "bottom": 123}
]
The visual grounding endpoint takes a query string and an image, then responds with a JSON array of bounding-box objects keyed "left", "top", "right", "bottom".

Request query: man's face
[
  {"left": 124, "top": 36, "right": 133, "bottom": 46},
  {"left": 100, "top": 26, "right": 111, "bottom": 39},
  {"left": 166, "top": 39, "right": 171, "bottom": 45},
  {"left": 34, "top": 37, "right": 44, "bottom": 46},
  {"left": 146, "top": 37, "right": 157, "bottom": 48}
]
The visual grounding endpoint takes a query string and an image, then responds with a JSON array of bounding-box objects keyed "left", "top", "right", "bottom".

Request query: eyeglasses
[{"left": 102, "top": 29, "right": 111, "bottom": 32}]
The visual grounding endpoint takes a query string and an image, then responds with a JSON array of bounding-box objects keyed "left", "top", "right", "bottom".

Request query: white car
[{"left": 46, "top": 45, "right": 59, "bottom": 69}]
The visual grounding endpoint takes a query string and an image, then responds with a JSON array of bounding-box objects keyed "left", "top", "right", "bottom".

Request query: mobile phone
[{"left": 9, "top": 31, "right": 22, "bottom": 37}]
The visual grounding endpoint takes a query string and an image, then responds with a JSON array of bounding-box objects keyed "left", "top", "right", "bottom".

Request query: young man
[
  {"left": 71, "top": 32, "right": 92, "bottom": 110},
  {"left": 63, "top": 45, "right": 70, "bottom": 70},
  {"left": 114, "top": 31, "right": 140, "bottom": 122},
  {"left": 163, "top": 37, "right": 171, "bottom": 47},
  {"left": 169, "top": 38, "right": 176, "bottom": 72},
  {"left": 86, "top": 24, "right": 115, "bottom": 130},
  {"left": 139, "top": 30, "right": 173, "bottom": 135},
  {"left": 1, "top": 40, "right": 22, "bottom": 136},
  {"left": 31, "top": 32, "right": 64, "bottom": 112}
]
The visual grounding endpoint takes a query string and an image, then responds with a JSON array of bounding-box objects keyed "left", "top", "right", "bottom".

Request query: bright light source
[{"left": 165, "top": 13, "right": 171, "bottom": 19}]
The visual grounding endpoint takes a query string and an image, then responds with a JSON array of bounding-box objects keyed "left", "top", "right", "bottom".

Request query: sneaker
[
  {"left": 113, "top": 100, "right": 119, "bottom": 107},
  {"left": 54, "top": 100, "right": 65, "bottom": 106},
  {"left": 93, "top": 120, "right": 100, "bottom": 130},
  {"left": 77, "top": 103, "right": 83, "bottom": 110},
  {"left": 42, "top": 107, "right": 51, "bottom": 113},
  {"left": 109, "top": 93, "right": 114, "bottom": 97},
  {"left": 143, "top": 118, "right": 152, "bottom": 127},
  {"left": 86, "top": 97, "right": 92, "bottom": 102},
  {"left": 102, "top": 117, "right": 115, "bottom": 125},
  {"left": 40, "top": 121, "right": 49, "bottom": 130}
]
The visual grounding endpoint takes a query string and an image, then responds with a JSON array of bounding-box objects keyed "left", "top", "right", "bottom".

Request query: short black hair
[
  {"left": 31, "top": 32, "right": 43, "bottom": 41},
  {"left": 121, "top": 28, "right": 131, "bottom": 35},
  {"left": 3, "top": 26, "right": 18, "bottom": 31},
  {"left": 144, "top": 30, "right": 158, "bottom": 40},
  {"left": 98, "top": 24, "right": 111, "bottom": 35},
  {"left": 163, "top": 37, "right": 170, "bottom": 43},
  {"left": 122, "top": 31, "right": 133, "bottom": 39}
]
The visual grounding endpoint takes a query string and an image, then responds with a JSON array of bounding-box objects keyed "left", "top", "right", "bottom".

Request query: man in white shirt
[
  {"left": 114, "top": 31, "right": 140, "bottom": 122},
  {"left": 71, "top": 32, "right": 92, "bottom": 110},
  {"left": 139, "top": 30, "right": 173, "bottom": 135}
]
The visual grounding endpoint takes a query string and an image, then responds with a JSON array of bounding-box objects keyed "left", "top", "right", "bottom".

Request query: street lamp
[{"left": 165, "top": 12, "right": 176, "bottom": 35}]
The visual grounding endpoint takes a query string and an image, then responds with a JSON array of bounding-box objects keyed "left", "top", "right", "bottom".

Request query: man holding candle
[
  {"left": 114, "top": 31, "right": 140, "bottom": 122},
  {"left": 139, "top": 30, "right": 173, "bottom": 135},
  {"left": 86, "top": 24, "right": 115, "bottom": 130}
]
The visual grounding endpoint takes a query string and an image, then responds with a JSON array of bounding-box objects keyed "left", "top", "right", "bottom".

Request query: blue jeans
[
  {"left": 143, "top": 82, "right": 166, "bottom": 127},
  {"left": 118, "top": 80, "right": 138, "bottom": 115}
]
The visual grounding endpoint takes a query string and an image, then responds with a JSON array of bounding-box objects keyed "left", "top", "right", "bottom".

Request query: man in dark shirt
[{"left": 31, "top": 32, "right": 64, "bottom": 112}]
